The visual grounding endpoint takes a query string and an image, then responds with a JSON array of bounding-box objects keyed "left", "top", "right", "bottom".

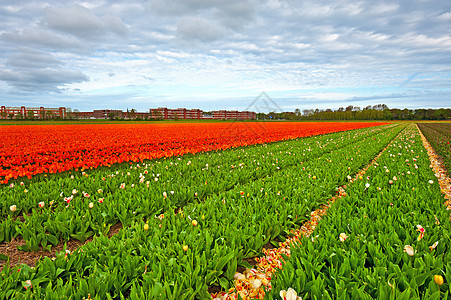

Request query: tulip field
[
  {"left": 267, "top": 124, "right": 450, "bottom": 300},
  {"left": 0, "top": 121, "right": 450, "bottom": 299},
  {"left": 0, "top": 122, "right": 380, "bottom": 184},
  {"left": 417, "top": 123, "right": 451, "bottom": 175}
]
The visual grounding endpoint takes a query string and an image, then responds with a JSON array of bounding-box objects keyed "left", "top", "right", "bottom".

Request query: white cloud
[
  {"left": 437, "top": 11, "right": 451, "bottom": 21},
  {"left": 370, "top": 3, "right": 399, "bottom": 14}
]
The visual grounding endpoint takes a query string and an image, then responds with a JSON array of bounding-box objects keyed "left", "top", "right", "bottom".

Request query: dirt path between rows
[{"left": 0, "top": 223, "right": 122, "bottom": 271}]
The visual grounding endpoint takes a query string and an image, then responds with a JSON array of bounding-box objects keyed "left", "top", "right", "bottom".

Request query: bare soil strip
[{"left": 0, "top": 223, "right": 122, "bottom": 271}]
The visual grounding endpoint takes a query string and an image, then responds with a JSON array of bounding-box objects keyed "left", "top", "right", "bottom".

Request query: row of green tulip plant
[
  {"left": 268, "top": 123, "right": 450, "bottom": 300},
  {"left": 0, "top": 124, "right": 404, "bottom": 299},
  {"left": 1, "top": 124, "right": 394, "bottom": 249}
]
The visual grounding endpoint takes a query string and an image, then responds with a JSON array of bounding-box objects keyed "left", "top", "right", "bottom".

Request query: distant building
[
  {"left": 1, "top": 106, "right": 257, "bottom": 120},
  {"left": 93, "top": 109, "right": 123, "bottom": 119},
  {"left": 73, "top": 111, "right": 94, "bottom": 119},
  {"left": 212, "top": 110, "right": 256, "bottom": 120},
  {"left": 149, "top": 108, "right": 203, "bottom": 120},
  {"left": 0, "top": 106, "right": 66, "bottom": 119}
]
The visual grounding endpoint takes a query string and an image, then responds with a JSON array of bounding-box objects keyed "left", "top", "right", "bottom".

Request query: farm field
[
  {"left": 266, "top": 124, "right": 451, "bottom": 299},
  {"left": 0, "top": 122, "right": 383, "bottom": 184},
  {"left": 418, "top": 123, "right": 451, "bottom": 173},
  {"left": 0, "top": 122, "right": 449, "bottom": 299}
]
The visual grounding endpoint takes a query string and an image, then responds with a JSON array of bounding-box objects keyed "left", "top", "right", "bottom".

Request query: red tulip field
[
  {"left": 0, "top": 121, "right": 450, "bottom": 299},
  {"left": 0, "top": 122, "right": 381, "bottom": 184}
]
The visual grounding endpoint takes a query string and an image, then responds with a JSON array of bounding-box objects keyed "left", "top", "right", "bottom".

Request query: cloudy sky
[{"left": 0, "top": 0, "right": 450, "bottom": 112}]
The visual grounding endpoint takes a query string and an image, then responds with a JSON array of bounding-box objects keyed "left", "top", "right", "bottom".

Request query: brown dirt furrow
[{"left": 0, "top": 222, "right": 122, "bottom": 271}]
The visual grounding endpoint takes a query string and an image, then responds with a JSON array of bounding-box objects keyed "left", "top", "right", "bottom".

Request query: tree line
[{"left": 257, "top": 104, "right": 451, "bottom": 120}]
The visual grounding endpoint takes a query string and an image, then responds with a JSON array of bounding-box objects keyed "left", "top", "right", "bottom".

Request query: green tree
[
  {"left": 65, "top": 107, "right": 73, "bottom": 120},
  {"left": 152, "top": 110, "right": 162, "bottom": 120},
  {"left": 27, "top": 111, "right": 35, "bottom": 119},
  {"left": 382, "top": 109, "right": 392, "bottom": 120},
  {"left": 108, "top": 112, "right": 116, "bottom": 120},
  {"left": 73, "top": 109, "right": 80, "bottom": 120},
  {"left": 46, "top": 110, "right": 54, "bottom": 119}
]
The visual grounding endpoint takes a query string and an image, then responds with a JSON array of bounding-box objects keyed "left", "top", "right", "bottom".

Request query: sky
[{"left": 0, "top": 0, "right": 450, "bottom": 113}]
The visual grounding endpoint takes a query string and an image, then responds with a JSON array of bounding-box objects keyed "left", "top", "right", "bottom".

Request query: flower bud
[{"left": 434, "top": 275, "right": 444, "bottom": 285}]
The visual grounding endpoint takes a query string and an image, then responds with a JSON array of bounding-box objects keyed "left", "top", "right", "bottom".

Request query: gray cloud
[
  {"left": 149, "top": 0, "right": 252, "bottom": 16},
  {"left": 0, "top": 48, "right": 88, "bottom": 92},
  {"left": 0, "top": 69, "right": 88, "bottom": 93},
  {"left": 41, "top": 5, "right": 128, "bottom": 40},
  {"left": 1, "top": 29, "right": 86, "bottom": 51},
  {"left": 177, "top": 17, "right": 225, "bottom": 42},
  {"left": 6, "top": 48, "right": 62, "bottom": 69},
  {"left": 150, "top": 0, "right": 255, "bottom": 39},
  {"left": 102, "top": 14, "right": 129, "bottom": 36},
  {"left": 214, "top": 1, "right": 256, "bottom": 30}
]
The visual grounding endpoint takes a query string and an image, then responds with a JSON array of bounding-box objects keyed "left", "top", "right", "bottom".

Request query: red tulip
[{"left": 0, "top": 122, "right": 387, "bottom": 184}]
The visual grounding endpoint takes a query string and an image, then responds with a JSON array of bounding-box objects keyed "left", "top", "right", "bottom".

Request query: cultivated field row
[
  {"left": 1, "top": 122, "right": 449, "bottom": 300},
  {"left": 0, "top": 122, "right": 385, "bottom": 184},
  {"left": 0, "top": 124, "right": 401, "bottom": 299},
  {"left": 264, "top": 123, "right": 450, "bottom": 299}
]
